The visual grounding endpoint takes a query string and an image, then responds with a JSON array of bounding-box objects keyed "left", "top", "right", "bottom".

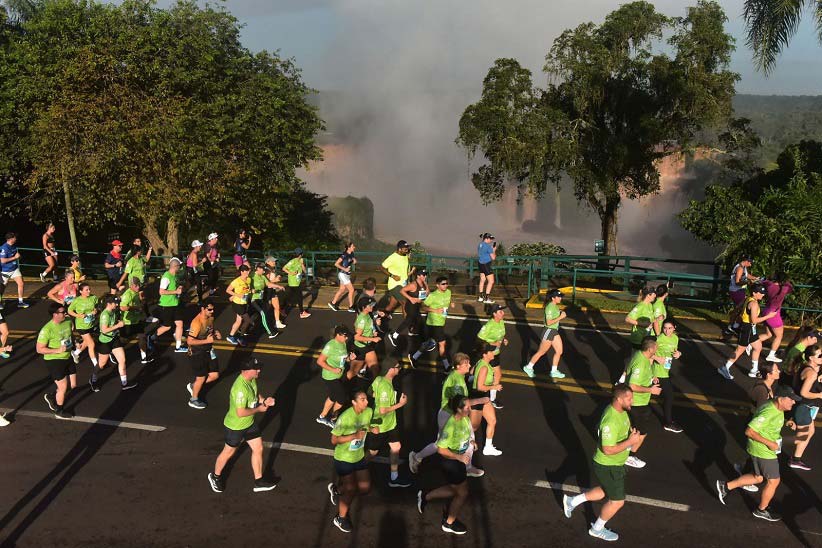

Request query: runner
[
  {"left": 759, "top": 272, "right": 793, "bottom": 363},
  {"left": 67, "top": 282, "right": 98, "bottom": 368},
  {"left": 408, "top": 353, "right": 487, "bottom": 475},
  {"left": 155, "top": 258, "right": 187, "bottom": 353},
  {"left": 47, "top": 270, "right": 78, "bottom": 305},
  {"left": 751, "top": 362, "right": 780, "bottom": 407},
  {"left": 282, "top": 248, "right": 311, "bottom": 319},
  {"left": 624, "top": 336, "right": 663, "bottom": 467},
  {"left": 186, "top": 300, "right": 221, "bottom": 410},
  {"left": 225, "top": 264, "right": 252, "bottom": 346},
  {"left": 69, "top": 254, "right": 85, "bottom": 282},
  {"left": 654, "top": 319, "right": 683, "bottom": 433},
  {"left": 40, "top": 222, "right": 59, "bottom": 283},
  {"left": 328, "top": 242, "right": 357, "bottom": 312},
  {"left": 476, "top": 304, "right": 508, "bottom": 409},
  {"left": 388, "top": 269, "right": 428, "bottom": 346},
  {"left": 207, "top": 356, "right": 277, "bottom": 493},
  {"left": 408, "top": 275, "right": 452, "bottom": 370},
  {"left": 380, "top": 240, "right": 412, "bottom": 315},
  {"left": 117, "top": 244, "right": 151, "bottom": 290},
  {"left": 471, "top": 344, "right": 504, "bottom": 456},
  {"left": 416, "top": 395, "right": 475, "bottom": 536},
  {"left": 788, "top": 345, "right": 822, "bottom": 471},
  {"left": 263, "top": 256, "right": 287, "bottom": 330},
  {"left": 233, "top": 228, "right": 252, "bottom": 270},
  {"left": 187, "top": 240, "right": 208, "bottom": 302},
  {"left": 718, "top": 284, "right": 775, "bottom": 380},
  {"left": 104, "top": 239, "right": 125, "bottom": 295},
  {"left": 524, "top": 288, "right": 567, "bottom": 379},
  {"left": 120, "top": 277, "right": 155, "bottom": 364},
  {"left": 562, "top": 384, "right": 642, "bottom": 542},
  {"left": 122, "top": 236, "right": 148, "bottom": 263},
  {"left": 0, "top": 232, "right": 30, "bottom": 309},
  {"left": 476, "top": 233, "right": 497, "bottom": 304},
  {"left": 783, "top": 327, "right": 820, "bottom": 375},
  {"left": 724, "top": 254, "right": 757, "bottom": 335},
  {"left": 351, "top": 297, "right": 381, "bottom": 380},
  {"left": 0, "top": 308, "right": 11, "bottom": 359},
  {"left": 248, "top": 263, "right": 278, "bottom": 339},
  {"left": 90, "top": 295, "right": 137, "bottom": 392},
  {"left": 716, "top": 385, "right": 801, "bottom": 522},
  {"left": 37, "top": 302, "right": 76, "bottom": 419},
  {"left": 328, "top": 390, "right": 375, "bottom": 534},
  {"left": 202, "top": 232, "right": 221, "bottom": 297},
  {"left": 367, "top": 362, "right": 411, "bottom": 487},
  {"left": 652, "top": 283, "right": 669, "bottom": 336},
  {"left": 316, "top": 325, "right": 354, "bottom": 427}
]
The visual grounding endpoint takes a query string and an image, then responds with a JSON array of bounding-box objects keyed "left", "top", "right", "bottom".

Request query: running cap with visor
[
  {"left": 240, "top": 357, "right": 263, "bottom": 371},
  {"left": 480, "top": 233, "right": 495, "bottom": 240},
  {"left": 396, "top": 240, "right": 410, "bottom": 249},
  {"left": 191, "top": 240, "right": 203, "bottom": 248},
  {"left": 751, "top": 284, "right": 766, "bottom": 294},
  {"left": 774, "top": 385, "right": 801, "bottom": 402},
  {"left": 207, "top": 232, "right": 218, "bottom": 240},
  {"left": 490, "top": 304, "right": 507, "bottom": 313},
  {"left": 546, "top": 288, "right": 563, "bottom": 299}
]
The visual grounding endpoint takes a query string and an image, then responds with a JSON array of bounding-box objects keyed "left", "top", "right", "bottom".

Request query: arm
[
  {"left": 601, "top": 429, "right": 641, "bottom": 455},
  {"left": 744, "top": 426, "right": 778, "bottom": 451},
  {"left": 545, "top": 311, "right": 566, "bottom": 327},
  {"left": 437, "top": 446, "right": 471, "bottom": 464},
  {"left": 334, "top": 257, "right": 344, "bottom": 271},
  {"left": 36, "top": 341, "right": 66, "bottom": 356},
  {"left": 750, "top": 301, "right": 775, "bottom": 323},
  {"left": 401, "top": 283, "right": 420, "bottom": 303},
  {"left": 354, "top": 327, "right": 380, "bottom": 344},
  {"left": 316, "top": 353, "right": 344, "bottom": 375},
  {"left": 332, "top": 430, "right": 366, "bottom": 445},
  {"left": 235, "top": 401, "right": 271, "bottom": 418},
  {"left": 380, "top": 394, "right": 408, "bottom": 414},
  {"left": 799, "top": 370, "right": 822, "bottom": 400},
  {"left": 67, "top": 303, "right": 83, "bottom": 320},
  {"left": 100, "top": 317, "right": 124, "bottom": 334},
  {"left": 475, "top": 372, "right": 502, "bottom": 392},
  {"left": 47, "top": 284, "right": 63, "bottom": 304}
]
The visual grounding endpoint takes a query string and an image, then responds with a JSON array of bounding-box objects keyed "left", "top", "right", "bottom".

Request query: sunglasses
[
  {"left": 205, "top": 308, "right": 215, "bottom": 312},
  {"left": 438, "top": 282, "right": 449, "bottom": 286}
]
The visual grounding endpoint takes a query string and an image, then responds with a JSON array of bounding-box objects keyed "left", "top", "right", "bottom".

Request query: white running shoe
[
  {"left": 0, "top": 413, "right": 9, "bottom": 427},
  {"left": 275, "top": 321, "right": 287, "bottom": 329},
  {"left": 748, "top": 368, "right": 759, "bottom": 378},
  {"left": 482, "top": 445, "right": 502, "bottom": 456},
  {"left": 766, "top": 353, "right": 782, "bottom": 363},
  {"left": 550, "top": 369, "right": 566, "bottom": 379},
  {"left": 625, "top": 455, "right": 646, "bottom": 469},
  {"left": 523, "top": 364, "right": 535, "bottom": 378},
  {"left": 589, "top": 524, "right": 619, "bottom": 542},
  {"left": 562, "top": 494, "right": 575, "bottom": 518},
  {"left": 616, "top": 372, "right": 626, "bottom": 384},
  {"left": 466, "top": 467, "right": 485, "bottom": 478}
]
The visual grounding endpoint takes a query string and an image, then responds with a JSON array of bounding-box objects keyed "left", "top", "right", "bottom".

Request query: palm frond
[{"left": 743, "top": 0, "right": 806, "bottom": 74}]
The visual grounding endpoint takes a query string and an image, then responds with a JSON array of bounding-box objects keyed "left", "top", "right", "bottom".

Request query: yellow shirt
[
  {"left": 381, "top": 252, "right": 409, "bottom": 290},
  {"left": 228, "top": 276, "right": 251, "bottom": 305}
]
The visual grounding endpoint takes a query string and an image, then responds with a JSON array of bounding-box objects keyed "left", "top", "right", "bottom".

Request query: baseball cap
[
  {"left": 751, "top": 284, "right": 766, "bottom": 294},
  {"left": 294, "top": 247, "right": 303, "bottom": 255},
  {"left": 740, "top": 254, "right": 753, "bottom": 262},
  {"left": 415, "top": 268, "right": 428, "bottom": 277},
  {"left": 357, "top": 296, "right": 376, "bottom": 310},
  {"left": 207, "top": 232, "right": 218, "bottom": 240},
  {"left": 546, "top": 288, "right": 562, "bottom": 298},
  {"left": 191, "top": 240, "right": 203, "bottom": 248},
  {"left": 774, "top": 385, "right": 801, "bottom": 402},
  {"left": 111, "top": 239, "right": 123, "bottom": 246},
  {"left": 480, "top": 233, "right": 495, "bottom": 240},
  {"left": 240, "top": 357, "right": 263, "bottom": 371},
  {"left": 490, "top": 304, "right": 507, "bottom": 313},
  {"left": 397, "top": 240, "right": 410, "bottom": 249},
  {"left": 811, "top": 331, "right": 822, "bottom": 339},
  {"left": 480, "top": 343, "right": 498, "bottom": 354},
  {"left": 169, "top": 257, "right": 182, "bottom": 266},
  {"left": 334, "top": 325, "right": 351, "bottom": 336}
]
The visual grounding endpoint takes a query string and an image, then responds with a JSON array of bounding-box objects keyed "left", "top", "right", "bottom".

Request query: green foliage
[
  {"left": 743, "top": 0, "right": 820, "bottom": 74},
  {"left": 508, "top": 242, "right": 566, "bottom": 257},
  {"left": 457, "top": 1, "right": 738, "bottom": 255}
]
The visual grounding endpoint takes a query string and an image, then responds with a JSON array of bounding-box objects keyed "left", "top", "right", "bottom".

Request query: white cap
[
  {"left": 169, "top": 257, "right": 182, "bottom": 266},
  {"left": 191, "top": 240, "right": 203, "bottom": 248},
  {"left": 207, "top": 232, "right": 218, "bottom": 240}
]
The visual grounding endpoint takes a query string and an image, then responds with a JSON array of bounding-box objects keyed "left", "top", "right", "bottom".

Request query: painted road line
[
  {"left": 0, "top": 407, "right": 166, "bottom": 431},
  {"left": 533, "top": 480, "right": 691, "bottom": 512},
  {"left": 263, "top": 441, "right": 397, "bottom": 465}
]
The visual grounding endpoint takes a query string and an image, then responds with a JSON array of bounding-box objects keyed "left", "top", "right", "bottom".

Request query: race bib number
[
  {"left": 349, "top": 437, "right": 365, "bottom": 450},
  {"left": 664, "top": 357, "right": 672, "bottom": 370},
  {"left": 810, "top": 407, "right": 820, "bottom": 421},
  {"left": 775, "top": 438, "right": 782, "bottom": 454},
  {"left": 418, "top": 290, "right": 428, "bottom": 300}
]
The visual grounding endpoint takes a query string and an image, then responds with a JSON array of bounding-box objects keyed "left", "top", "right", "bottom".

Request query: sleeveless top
[
  {"left": 729, "top": 263, "right": 748, "bottom": 292},
  {"left": 796, "top": 365, "right": 822, "bottom": 407},
  {"left": 740, "top": 297, "right": 755, "bottom": 324}
]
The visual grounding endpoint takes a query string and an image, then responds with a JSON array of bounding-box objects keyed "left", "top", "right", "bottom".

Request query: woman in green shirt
[
  {"left": 67, "top": 283, "right": 98, "bottom": 368},
  {"left": 783, "top": 327, "right": 820, "bottom": 376},
  {"left": 524, "top": 288, "right": 567, "bottom": 379},
  {"left": 652, "top": 283, "right": 670, "bottom": 336},
  {"left": 282, "top": 248, "right": 311, "bottom": 320},
  {"left": 471, "top": 345, "right": 503, "bottom": 456}
]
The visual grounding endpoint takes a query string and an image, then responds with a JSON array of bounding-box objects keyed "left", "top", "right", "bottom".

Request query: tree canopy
[
  {"left": 0, "top": 0, "right": 335, "bottom": 254},
  {"left": 457, "top": 1, "right": 738, "bottom": 255}
]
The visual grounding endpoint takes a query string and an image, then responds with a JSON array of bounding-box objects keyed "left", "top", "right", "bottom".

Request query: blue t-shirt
[
  {"left": 104, "top": 252, "right": 122, "bottom": 279},
  {"left": 0, "top": 243, "right": 18, "bottom": 272},
  {"left": 339, "top": 252, "right": 355, "bottom": 270},
  {"left": 478, "top": 242, "right": 494, "bottom": 265}
]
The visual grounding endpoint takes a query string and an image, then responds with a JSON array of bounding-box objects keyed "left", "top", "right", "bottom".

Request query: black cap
[
  {"left": 415, "top": 269, "right": 428, "bottom": 277},
  {"left": 546, "top": 288, "right": 562, "bottom": 299},
  {"left": 334, "top": 325, "right": 351, "bottom": 336},
  {"left": 480, "top": 343, "right": 498, "bottom": 355},
  {"left": 774, "top": 385, "right": 801, "bottom": 402},
  {"left": 490, "top": 304, "right": 507, "bottom": 313},
  {"left": 241, "top": 357, "right": 263, "bottom": 371},
  {"left": 811, "top": 331, "right": 822, "bottom": 339},
  {"left": 397, "top": 240, "right": 410, "bottom": 249},
  {"left": 357, "top": 296, "right": 376, "bottom": 311},
  {"left": 480, "top": 233, "right": 495, "bottom": 240},
  {"left": 740, "top": 254, "right": 753, "bottom": 262},
  {"left": 751, "top": 284, "right": 766, "bottom": 294}
]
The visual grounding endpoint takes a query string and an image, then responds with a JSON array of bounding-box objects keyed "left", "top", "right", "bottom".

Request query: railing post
[
  {"left": 572, "top": 268, "right": 578, "bottom": 305},
  {"left": 711, "top": 263, "right": 720, "bottom": 300},
  {"left": 622, "top": 257, "right": 630, "bottom": 291}
]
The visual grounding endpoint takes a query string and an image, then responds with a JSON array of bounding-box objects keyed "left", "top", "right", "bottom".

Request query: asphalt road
[{"left": 0, "top": 298, "right": 821, "bottom": 548}]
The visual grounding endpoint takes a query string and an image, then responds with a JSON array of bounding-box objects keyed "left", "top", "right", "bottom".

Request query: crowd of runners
[{"left": 0, "top": 227, "right": 820, "bottom": 541}]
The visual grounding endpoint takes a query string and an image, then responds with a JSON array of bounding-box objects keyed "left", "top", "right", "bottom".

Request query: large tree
[
  {"left": 743, "top": 0, "right": 822, "bottom": 74},
  {"left": 0, "top": 0, "right": 333, "bottom": 255},
  {"left": 457, "top": 1, "right": 738, "bottom": 255}
]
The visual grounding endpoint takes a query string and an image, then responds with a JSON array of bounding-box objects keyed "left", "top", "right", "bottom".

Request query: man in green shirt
[
  {"left": 716, "top": 385, "right": 800, "bottom": 522},
  {"left": 380, "top": 240, "right": 412, "bottom": 315},
  {"left": 116, "top": 245, "right": 152, "bottom": 289},
  {"left": 524, "top": 288, "right": 567, "bottom": 379},
  {"left": 563, "top": 384, "right": 642, "bottom": 542},
  {"left": 366, "top": 362, "right": 411, "bottom": 487},
  {"left": 37, "top": 302, "right": 76, "bottom": 419},
  {"left": 282, "top": 248, "right": 311, "bottom": 319},
  {"left": 90, "top": 295, "right": 137, "bottom": 393},
  {"left": 156, "top": 258, "right": 187, "bottom": 353},
  {"left": 316, "top": 325, "right": 353, "bottom": 427},
  {"left": 120, "top": 277, "right": 156, "bottom": 364},
  {"left": 624, "top": 336, "right": 663, "bottom": 469},
  {"left": 208, "top": 357, "right": 277, "bottom": 494},
  {"left": 409, "top": 276, "right": 453, "bottom": 370},
  {"left": 328, "top": 390, "right": 377, "bottom": 534},
  {"left": 476, "top": 304, "right": 508, "bottom": 409}
]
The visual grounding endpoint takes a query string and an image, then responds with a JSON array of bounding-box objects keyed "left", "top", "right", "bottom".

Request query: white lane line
[
  {"left": 532, "top": 480, "right": 691, "bottom": 512},
  {"left": 263, "top": 441, "right": 398, "bottom": 465},
  {"left": 0, "top": 408, "right": 166, "bottom": 431}
]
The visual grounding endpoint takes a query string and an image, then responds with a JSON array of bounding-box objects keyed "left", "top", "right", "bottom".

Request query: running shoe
[
  {"left": 39, "top": 272, "right": 46, "bottom": 283},
  {"left": 477, "top": 295, "right": 484, "bottom": 302},
  {"left": 356, "top": 367, "right": 369, "bottom": 380},
  {"left": 0, "top": 301, "right": 4, "bottom": 310},
  {"left": 346, "top": 307, "right": 356, "bottom": 313},
  {"left": 491, "top": 399, "right": 504, "bottom": 410},
  {"left": 550, "top": 369, "right": 566, "bottom": 379},
  {"left": 0, "top": 351, "right": 9, "bottom": 359},
  {"left": 333, "top": 515, "right": 352, "bottom": 533},
  {"left": 732, "top": 463, "right": 759, "bottom": 492},
  {"left": 253, "top": 479, "right": 277, "bottom": 492},
  {"left": 17, "top": 300, "right": 30, "bottom": 309},
  {"left": 121, "top": 381, "right": 138, "bottom": 391},
  {"left": 327, "top": 302, "right": 339, "bottom": 311},
  {"left": 236, "top": 337, "right": 247, "bottom": 347},
  {"left": 663, "top": 422, "right": 684, "bottom": 433},
  {"left": 300, "top": 311, "right": 312, "bottom": 319},
  {"left": 789, "top": 457, "right": 812, "bottom": 471},
  {"left": 70, "top": 350, "right": 80, "bottom": 364},
  {"left": 562, "top": 494, "right": 574, "bottom": 518},
  {"left": 407, "top": 329, "right": 419, "bottom": 337},
  {"left": 523, "top": 364, "right": 535, "bottom": 378},
  {"left": 483, "top": 298, "right": 495, "bottom": 304},
  {"left": 588, "top": 525, "right": 619, "bottom": 542},
  {"left": 174, "top": 346, "right": 189, "bottom": 353},
  {"left": 186, "top": 383, "right": 193, "bottom": 396},
  {"left": 407, "top": 353, "right": 417, "bottom": 369},
  {"left": 208, "top": 472, "right": 224, "bottom": 493},
  {"left": 482, "top": 445, "right": 503, "bottom": 456},
  {"left": 745, "top": 344, "right": 752, "bottom": 356},
  {"left": 416, "top": 490, "right": 426, "bottom": 514},
  {"left": 625, "top": 456, "right": 646, "bottom": 469},
  {"left": 747, "top": 368, "right": 759, "bottom": 378},
  {"left": 54, "top": 409, "right": 74, "bottom": 420},
  {"left": 388, "top": 476, "right": 412, "bottom": 488},
  {"left": 616, "top": 373, "right": 626, "bottom": 384},
  {"left": 44, "top": 392, "right": 57, "bottom": 411},
  {"left": 441, "top": 519, "right": 467, "bottom": 535},
  {"left": 327, "top": 482, "right": 339, "bottom": 505},
  {"left": 765, "top": 353, "right": 782, "bottom": 363},
  {"left": 408, "top": 451, "right": 419, "bottom": 474},
  {"left": 466, "top": 467, "right": 485, "bottom": 478},
  {"left": 188, "top": 398, "right": 207, "bottom": 410},
  {"left": 716, "top": 480, "right": 728, "bottom": 505},
  {"left": 89, "top": 379, "right": 100, "bottom": 393},
  {"left": 141, "top": 355, "right": 155, "bottom": 364},
  {"left": 717, "top": 365, "right": 734, "bottom": 380},
  {"left": 388, "top": 332, "right": 399, "bottom": 348},
  {"left": 275, "top": 321, "right": 287, "bottom": 329},
  {"left": 226, "top": 335, "right": 239, "bottom": 346},
  {"left": 267, "top": 331, "right": 280, "bottom": 339},
  {"left": 752, "top": 508, "right": 781, "bottom": 522},
  {"left": 0, "top": 413, "right": 9, "bottom": 427}
]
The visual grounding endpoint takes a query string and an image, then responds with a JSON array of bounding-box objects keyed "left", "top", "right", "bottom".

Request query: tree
[
  {"left": 743, "top": 0, "right": 822, "bottom": 74},
  {"left": 0, "top": 0, "right": 333, "bottom": 255},
  {"left": 457, "top": 1, "right": 738, "bottom": 256}
]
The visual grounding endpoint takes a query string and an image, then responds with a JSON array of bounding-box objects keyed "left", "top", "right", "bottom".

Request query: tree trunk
[
  {"left": 596, "top": 196, "right": 619, "bottom": 271},
  {"left": 141, "top": 216, "right": 169, "bottom": 260},
  {"left": 554, "top": 186, "right": 562, "bottom": 229},
  {"left": 166, "top": 217, "right": 179, "bottom": 257},
  {"left": 61, "top": 175, "right": 80, "bottom": 255}
]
